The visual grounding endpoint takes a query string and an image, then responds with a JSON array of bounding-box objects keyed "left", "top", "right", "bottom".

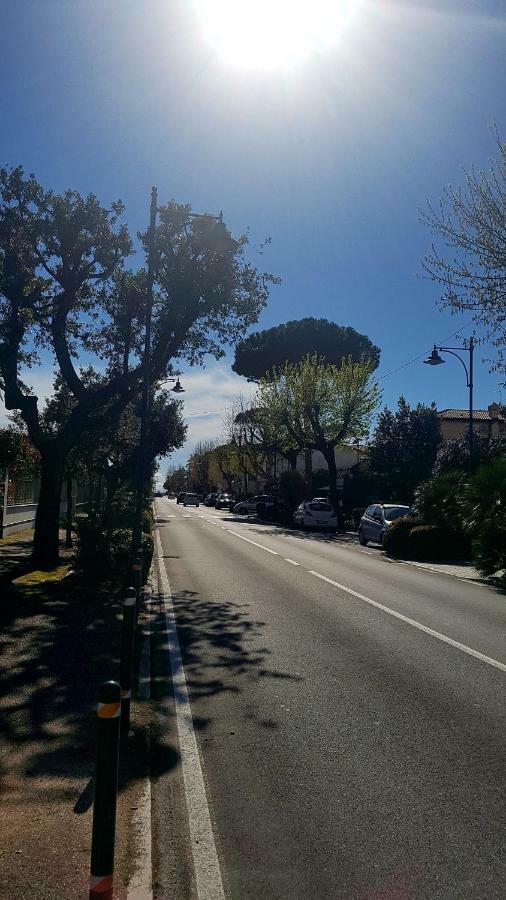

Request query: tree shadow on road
[{"left": 163, "top": 586, "right": 304, "bottom": 733}]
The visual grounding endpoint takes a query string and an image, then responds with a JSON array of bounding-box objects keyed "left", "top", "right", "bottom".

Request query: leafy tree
[
  {"left": 187, "top": 441, "right": 216, "bottom": 494},
  {"left": 368, "top": 397, "right": 441, "bottom": 500},
  {"left": 41, "top": 376, "right": 186, "bottom": 543},
  {"left": 421, "top": 130, "right": 506, "bottom": 373},
  {"left": 164, "top": 465, "right": 187, "bottom": 495},
  {"left": 208, "top": 442, "right": 240, "bottom": 492},
  {"left": 0, "top": 426, "right": 40, "bottom": 476},
  {"left": 433, "top": 433, "right": 505, "bottom": 475},
  {"left": 257, "top": 354, "right": 379, "bottom": 513},
  {"left": 233, "top": 317, "right": 380, "bottom": 381},
  {"left": 0, "top": 167, "right": 275, "bottom": 566}
]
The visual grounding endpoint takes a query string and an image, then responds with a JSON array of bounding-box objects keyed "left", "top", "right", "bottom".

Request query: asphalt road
[{"left": 153, "top": 498, "right": 506, "bottom": 899}]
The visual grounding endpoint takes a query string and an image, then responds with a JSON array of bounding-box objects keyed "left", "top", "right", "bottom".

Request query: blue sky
[{"left": 0, "top": 0, "right": 505, "bottom": 474}]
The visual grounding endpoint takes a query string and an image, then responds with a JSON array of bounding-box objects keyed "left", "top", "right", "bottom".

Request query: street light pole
[
  {"left": 132, "top": 186, "right": 158, "bottom": 555},
  {"left": 423, "top": 336, "right": 475, "bottom": 471}
]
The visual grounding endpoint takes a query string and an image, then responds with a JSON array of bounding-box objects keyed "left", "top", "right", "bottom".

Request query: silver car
[{"left": 358, "top": 503, "right": 411, "bottom": 546}]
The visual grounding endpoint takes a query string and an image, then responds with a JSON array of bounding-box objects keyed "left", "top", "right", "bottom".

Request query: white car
[
  {"left": 233, "top": 494, "right": 275, "bottom": 514},
  {"left": 293, "top": 500, "right": 337, "bottom": 530}
]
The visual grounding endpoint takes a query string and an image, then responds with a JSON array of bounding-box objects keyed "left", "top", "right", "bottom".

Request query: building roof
[{"left": 438, "top": 408, "right": 504, "bottom": 421}]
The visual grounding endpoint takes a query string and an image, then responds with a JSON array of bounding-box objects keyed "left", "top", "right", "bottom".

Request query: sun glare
[{"left": 193, "top": 0, "right": 360, "bottom": 71}]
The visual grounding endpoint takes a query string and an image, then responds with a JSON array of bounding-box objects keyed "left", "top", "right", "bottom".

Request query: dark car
[
  {"left": 204, "top": 493, "right": 218, "bottom": 507},
  {"left": 359, "top": 503, "right": 411, "bottom": 546},
  {"left": 215, "top": 492, "right": 235, "bottom": 510},
  {"left": 176, "top": 492, "right": 186, "bottom": 504}
]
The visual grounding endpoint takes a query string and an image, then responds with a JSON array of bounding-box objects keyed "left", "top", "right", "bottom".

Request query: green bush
[
  {"left": 408, "top": 524, "right": 469, "bottom": 561},
  {"left": 413, "top": 470, "right": 467, "bottom": 529},
  {"left": 382, "top": 515, "right": 422, "bottom": 558},
  {"left": 462, "top": 457, "right": 506, "bottom": 583}
]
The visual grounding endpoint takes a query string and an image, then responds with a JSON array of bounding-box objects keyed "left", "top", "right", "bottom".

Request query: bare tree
[{"left": 421, "top": 129, "right": 506, "bottom": 372}]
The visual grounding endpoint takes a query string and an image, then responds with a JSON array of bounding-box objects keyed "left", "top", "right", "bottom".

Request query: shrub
[
  {"left": 462, "top": 457, "right": 506, "bottom": 583},
  {"left": 413, "top": 470, "right": 466, "bottom": 529},
  {"left": 408, "top": 524, "right": 469, "bottom": 561},
  {"left": 382, "top": 515, "right": 422, "bottom": 558}
]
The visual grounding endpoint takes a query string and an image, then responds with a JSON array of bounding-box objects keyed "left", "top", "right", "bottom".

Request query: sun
[{"left": 193, "top": 0, "right": 360, "bottom": 71}]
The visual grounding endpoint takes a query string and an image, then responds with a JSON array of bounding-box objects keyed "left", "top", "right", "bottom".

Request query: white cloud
[{"left": 156, "top": 362, "right": 255, "bottom": 478}]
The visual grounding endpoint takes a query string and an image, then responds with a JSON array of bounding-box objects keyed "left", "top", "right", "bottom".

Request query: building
[{"left": 438, "top": 403, "right": 505, "bottom": 442}]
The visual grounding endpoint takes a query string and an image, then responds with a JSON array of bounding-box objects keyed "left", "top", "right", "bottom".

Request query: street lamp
[
  {"left": 132, "top": 192, "right": 231, "bottom": 553},
  {"left": 423, "top": 336, "right": 475, "bottom": 468}
]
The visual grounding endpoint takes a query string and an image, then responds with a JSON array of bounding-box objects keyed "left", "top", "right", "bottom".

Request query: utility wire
[
  {"left": 181, "top": 320, "right": 476, "bottom": 417},
  {"left": 377, "top": 320, "right": 475, "bottom": 383}
]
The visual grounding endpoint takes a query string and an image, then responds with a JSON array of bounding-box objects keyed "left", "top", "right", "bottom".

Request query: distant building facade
[{"left": 438, "top": 403, "right": 505, "bottom": 441}]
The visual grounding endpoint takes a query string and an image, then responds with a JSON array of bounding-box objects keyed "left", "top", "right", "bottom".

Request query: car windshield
[
  {"left": 309, "top": 502, "right": 332, "bottom": 512},
  {"left": 383, "top": 506, "right": 411, "bottom": 521}
]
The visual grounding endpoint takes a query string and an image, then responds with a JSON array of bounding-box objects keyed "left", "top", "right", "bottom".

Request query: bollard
[
  {"left": 119, "top": 588, "right": 137, "bottom": 737},
  {"left": 89, "top": 681, "right": 121, "bottom": 900}
]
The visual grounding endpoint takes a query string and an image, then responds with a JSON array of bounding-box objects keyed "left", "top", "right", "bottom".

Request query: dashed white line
[
  {"left": 225, "top": 529, "right": 279, "bottom": 555},
  {"left": 284, "top": 558, "right": 300, "bottom": 566},
  {"left": 155, "top": 530, "right": 225, "bottom": 900},
  {"left": 308, "top": 570, "right": 506, "bottom": 674}
]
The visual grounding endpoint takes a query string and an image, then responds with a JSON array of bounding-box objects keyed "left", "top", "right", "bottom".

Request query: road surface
[{"left": 150, "top": 497, "right": 505, "bottom": 899}]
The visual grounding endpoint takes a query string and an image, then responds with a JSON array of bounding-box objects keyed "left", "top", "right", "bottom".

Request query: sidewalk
[{"left": 0, "top": 531, "right": 151, "bottom": 898}]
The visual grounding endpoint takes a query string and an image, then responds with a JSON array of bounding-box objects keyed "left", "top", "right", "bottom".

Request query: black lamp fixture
[
  {"left": 171, "top": 378, "right": 185, "bottom": 394},
  {"left": 422, "top": 337, "right": 475, "bottom": 469},
  {"left": 423, "top": 346, "right": 445, "bottom": 367}
]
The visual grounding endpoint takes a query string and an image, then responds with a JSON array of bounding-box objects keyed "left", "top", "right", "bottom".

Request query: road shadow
[{"left": 163, "top": 585, "right": 303, "bottom": 733}]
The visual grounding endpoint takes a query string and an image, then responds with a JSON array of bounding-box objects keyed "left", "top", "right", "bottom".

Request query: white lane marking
[
  {"left": 182, "top": 514, "right": 194, "bottom": 518},
  {"left": 225, "top": 529, "right": 279, "bottom": 555},
  {"left": 128, "top": 586, "right": 153, "bottom": 900},
  {"left": 284, "top": 558, "right": 300, "bottom": 566},
  {"left": 308, "top": 570, "right": 506, "bottom": 674},
  {"left": 155, "top": 530, "right": 225, "bottom": 900}
]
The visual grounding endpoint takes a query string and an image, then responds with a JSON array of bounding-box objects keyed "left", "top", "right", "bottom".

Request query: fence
[{"left": 0, "top": 468, "right": 89, "bottom": 538}]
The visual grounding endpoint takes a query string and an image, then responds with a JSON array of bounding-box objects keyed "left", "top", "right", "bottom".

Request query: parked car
[
  {"left": 215, "top": 492, "right": 235, "bottom": 510},
  {"left": 232, "top": 494, "right": 275, "bottom": 515},
  {"left": 358, "top": 503, "right": 411, "bottom": 546},
  {"left": 183, "top": 493, "right": 200, "bottom": 507},
  {"left": 176, "top": 492, "right": 187, "bottom": 504},
  {"left": 204, "top": 493, "right": 218, "bottom": 506},
  {"left": 293, "top": 500, "right": 338, "bottom": 530}
]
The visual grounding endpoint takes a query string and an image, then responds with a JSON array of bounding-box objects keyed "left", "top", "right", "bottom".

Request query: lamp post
[
  {"left": 423, "top": 336, "right": 475, "bottom": 470},
  {"left": 132, "top": 193, "right": 233, "bottom": 556}
]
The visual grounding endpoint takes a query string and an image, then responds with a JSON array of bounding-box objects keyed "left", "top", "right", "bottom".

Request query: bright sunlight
[{"left": 193, "top": 0, "right": 360, "bottom": 71}]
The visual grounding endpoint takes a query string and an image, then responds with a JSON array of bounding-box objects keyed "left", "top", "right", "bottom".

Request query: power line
[{"left": 377, "top": 320, "right": 475, "bottom": 383}]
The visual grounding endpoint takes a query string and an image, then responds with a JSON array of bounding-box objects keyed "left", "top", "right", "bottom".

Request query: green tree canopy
[
  {"left": 232, "top": 317, "right": 380, "bottom": 381},
  {"left": 257, "top": 353, "right": 379, "bottom": 511},
  {"left": 368, "top": 396, "right": 441, "bottom": 501},
  {"left": 0, "top": 166, "right": 275, "bottom": 566}
]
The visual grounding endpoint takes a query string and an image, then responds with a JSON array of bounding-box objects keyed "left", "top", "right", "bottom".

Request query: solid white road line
[
  {"left": 128, "top": 585, "right": 153, "bottom": 900},
  {"left": 225, "top": 529, "right": 279, "bottom": 555},
  {"left": 308, "top": 570, "right": 506, "bottom": 674},
  {"left": 284, "top": 558, "right": 300, "bottom": 566},
  {"left": 155, "top": 530, "right": 225, "bottom": 900}
]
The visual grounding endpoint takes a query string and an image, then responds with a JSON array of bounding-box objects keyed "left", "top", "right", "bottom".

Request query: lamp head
[
  {"left": 423, "top": 346, "right": 445, "bottom": 366},
  {"left": 171, "top": 378, "right": 185, "bottom": 393}
]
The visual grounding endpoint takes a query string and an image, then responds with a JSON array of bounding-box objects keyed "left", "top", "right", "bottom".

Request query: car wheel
[{"left": 358, "top": 528, "right": 368, "bottom": 546}]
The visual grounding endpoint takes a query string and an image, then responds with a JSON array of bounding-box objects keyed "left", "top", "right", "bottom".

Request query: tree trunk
[
  {"left": 32, "top": 451, "right": 66, "bottom": 569},
  {"left": 65, "top": 473, "right": 73, "bottom": 548},
  {"left": 304, "top": 448, "right": 313, "bottom": 499},
  {"left": 324, "top": 446, "right": 340, "bottom": 521}
]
